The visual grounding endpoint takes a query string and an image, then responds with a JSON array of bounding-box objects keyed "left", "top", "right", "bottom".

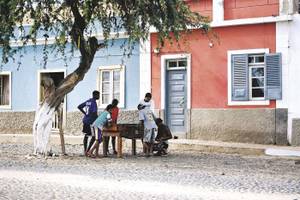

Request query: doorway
[{"left": 38, "top": 70, "right": 66, "bottom": 131}]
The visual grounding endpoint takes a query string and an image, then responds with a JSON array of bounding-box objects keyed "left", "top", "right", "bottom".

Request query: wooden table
[
  {"left": 102, "top": 129, "right": 122, "bottom": 158},
  {"left": 102, "top": 124, "right": 143, "bottom": 158}
]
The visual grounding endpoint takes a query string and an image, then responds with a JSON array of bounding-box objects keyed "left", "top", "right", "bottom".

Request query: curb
[{"left": 0, "top": 134, "right": 300, "bottom": 158}]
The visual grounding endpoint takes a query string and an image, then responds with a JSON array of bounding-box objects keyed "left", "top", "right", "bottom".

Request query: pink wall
[
  {"left": 186, "top": 0, "right": 212, "bottom": 20},
  {"left": 224, "top": 0, "right": 279, "bottom": 20},
  {"left": 151, "top": 23, "right": 276, "bottom": 109}
]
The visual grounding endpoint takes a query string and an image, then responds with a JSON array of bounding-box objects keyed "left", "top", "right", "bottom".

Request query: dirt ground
[{"left": 0, "top": 143, "right": 300, "bottom": 200}]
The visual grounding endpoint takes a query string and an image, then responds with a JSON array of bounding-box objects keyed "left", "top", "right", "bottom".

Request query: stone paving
[{"left": 0, "top": 143, "right": 300, "bottom": 200}]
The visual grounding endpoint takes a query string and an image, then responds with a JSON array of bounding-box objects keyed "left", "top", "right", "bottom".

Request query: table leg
[
  {"left": 132, "top": 139, "right": 136, "bottom": 155},
  {"left": 117, "top": 135, "right": 122, "bottom": 158},
  {"left": 103, "top": 136, "right": 107, "bottom": 157}
]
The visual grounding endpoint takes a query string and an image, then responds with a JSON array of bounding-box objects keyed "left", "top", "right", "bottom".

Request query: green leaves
[{"left": 0, "top": 0, "right": 209, "bottom": 65}]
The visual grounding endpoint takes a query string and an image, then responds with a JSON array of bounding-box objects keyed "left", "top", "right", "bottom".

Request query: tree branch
[
  {"left": 66, "top": 0, "right": 87, "bottom": 56},
  {"left": 48, "top": 37, "right": 104, "bottom": 109}
]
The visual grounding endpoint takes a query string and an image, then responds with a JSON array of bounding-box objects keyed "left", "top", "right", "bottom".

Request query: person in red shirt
[{"left": 108, "top": 99, "right": 119, "bottom": 154}]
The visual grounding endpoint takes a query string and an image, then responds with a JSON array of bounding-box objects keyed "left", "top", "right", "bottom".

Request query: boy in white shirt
[
  {"left": 138, "top": 103, "right": 157, "bottom": 157},
  {"left": 139, "top": 93, "right": 155, "bottom": 112}
]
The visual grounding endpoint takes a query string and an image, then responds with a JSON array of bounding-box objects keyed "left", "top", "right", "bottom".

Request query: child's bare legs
[
  {"left": 87, "top": 141, "right": 97, "bottom": 158},
  {"left": 143, "top": 142, "right": 147, "bottom": 154},
  {"left": 143, "top": 142, "right": 153, "bottom": 157},
  {"left": 94, "top": 141, "right": 100, "bottom": 157},
  {"left": 143, "top": 142, "right": 148, "bottom": 156},
  {"left": 87, "top": 128, "right": 101, "bottom": 158},
  {"left": 111, "top": 136, "right": 117, "bottom": 154}
]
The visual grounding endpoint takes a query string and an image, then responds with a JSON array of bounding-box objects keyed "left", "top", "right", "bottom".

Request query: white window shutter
[
  {"left": 266, "top": 53, "right": 282, "bottom": 100},
  {"left": 232, "top": 54, "right": 249, "bottom": 101}
]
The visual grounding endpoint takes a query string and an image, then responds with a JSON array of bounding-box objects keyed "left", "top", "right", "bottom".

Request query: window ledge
[
  {"left": 0, "top": 105, "right": 12, "bottom": 110},
  {"left": 228, "top": 100, "right": 270, "bottom": 106}
]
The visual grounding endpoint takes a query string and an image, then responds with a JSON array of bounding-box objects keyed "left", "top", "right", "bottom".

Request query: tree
[{"left": 0, "top": 0, "right": 209, "bottom": 154}]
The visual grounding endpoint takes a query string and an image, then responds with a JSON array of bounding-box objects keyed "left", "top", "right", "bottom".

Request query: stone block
[
  {"left": 275, "top": 108, "right": 288, "bottom": 145},
  {"left": 291, "top": 118, "right": 300, "bottom": 146},
  {"left": 190, "top": 108, "right": 276, "bottom": 144},
  {"left": 0, "top": 112, "right": 35, "bottom": 134}
]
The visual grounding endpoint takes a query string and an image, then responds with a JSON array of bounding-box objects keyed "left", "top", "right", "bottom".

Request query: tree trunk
[
  {"left": 58, "top": 106, "right": 66, "bottom": 155},
  {"left": 32, "top": 36, "right": 99, "bottom": 154},
  {"left": 32, "top": 70, "right": 88, "bottom": 154},
  {"left": 32, "top": 2, "right": 100, "bottom": 154},
  {"left": 33, "top": 101, "right": 55, "bottom": 154}
]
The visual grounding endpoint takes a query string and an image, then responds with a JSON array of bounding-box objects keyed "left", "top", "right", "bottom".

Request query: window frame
[
  {"left": 166, "top": 58, "right": 188, "bottom": 70},
  {"left": 228, "top": 49, "right": 270, "bottom": 106},
  {"left": 0, "top": 71, "right": 12, "bottom": 109},
  {"left": 97, "top": 65, "right": 125, "bottom": 109},
  {"left": 248, "top": 54, "right": 266, "bottom": 101}
]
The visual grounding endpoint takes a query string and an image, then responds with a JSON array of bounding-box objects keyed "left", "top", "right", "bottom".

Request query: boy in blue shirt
[
  {"left": 77, "top": 90, "right": 99, "bottom": 156},
  {"left": 87, "top": 104, "right": 113, "bottom": 158}
]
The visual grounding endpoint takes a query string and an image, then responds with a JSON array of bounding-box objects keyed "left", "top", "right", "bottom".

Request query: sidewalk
[{"left": 1, "top": 134, "right": 300, "bottom": 158}]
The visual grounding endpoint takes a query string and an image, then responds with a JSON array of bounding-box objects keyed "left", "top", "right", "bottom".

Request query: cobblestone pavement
[{"left": 0, "top": 143, "right": 300, "bottom": 200}]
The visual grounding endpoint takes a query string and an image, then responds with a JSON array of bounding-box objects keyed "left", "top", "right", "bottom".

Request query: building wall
[
  {"left": 0, "top": 112, "right": 34, "bottom": 134},
  {"left": 275, "top": 13, "right": 300, "bottom": 145},
  {"left": 190, "top": 108, "right": 276, "bottom": 144},
  {"left": 186, "top": 0, "right": 213, "bottom": 20},
  {"left": 0, "top": 39, "right": 141, "bottom": 135},
  {"left": 284, "top": 14, "right": 300, "bottom": 145},
  {"left": 224, "top": 0, "right": 279, "bottom": 20},
  {"left": 150, "top": 23, "right": 288, "bottom": 144},
  {"left": 151, "top": 23, "right": 276, "bottom": 109},
  {"left": 0, "top": 39, "right": 140, "bottom": 112}
]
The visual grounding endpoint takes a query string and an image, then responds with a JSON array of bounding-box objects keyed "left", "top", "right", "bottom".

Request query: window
[
  {"left": 0, "top": 72, "right": 11, "bottom": 108},
  {"left": 298, "top": 0, "right": 300, "bottom": 13},
  {"left": 228, "top": 49, "right": 282, "bottom": 105},
  {"left": 248, "top": 55, "right": 265, "bottom": 100},
  {"left": 167, "top": 58, "right": 187, "bottom": 70},
  {"left": 98, "top": 65, "right": 125, "bottom": 108}
]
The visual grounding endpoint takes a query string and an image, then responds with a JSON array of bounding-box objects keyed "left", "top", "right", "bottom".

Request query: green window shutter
[
  {"left": 232, "top": 54, "right": 249, "bottom": 101},
  {"left": 266, "top": 53, "right": 282, "bottom": 100}
]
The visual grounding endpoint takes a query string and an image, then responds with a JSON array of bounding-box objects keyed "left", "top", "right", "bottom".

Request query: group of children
[{"left": 78, "top": 91, "right": 172, "bottom": 158}]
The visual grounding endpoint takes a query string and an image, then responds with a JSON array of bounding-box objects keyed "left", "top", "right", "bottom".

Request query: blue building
[{"left": 0, "top": 25, "right": 152, "bottom": 135}]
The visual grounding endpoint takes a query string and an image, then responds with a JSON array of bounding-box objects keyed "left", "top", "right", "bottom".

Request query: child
[
  {"left": 153, "top": 118, "right": 172, "bottom": 156},
  {"left": 139, "top": 93, "right": 155, "bottom": 112},
  {"left": 77, "top": 90, "right": 99, "bottom": 156},
  {"left": 106, "top": 99, "right": 119, "bottom": 155},
  {"left": 87, "top": 104, "right": 113, "bottom": 158},
  {"left": 138, "top": 104, "right": 157, "bottom": 157}
]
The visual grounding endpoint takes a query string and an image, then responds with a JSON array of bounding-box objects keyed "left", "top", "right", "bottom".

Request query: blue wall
[{"left": 0, "top": 39, "right": 140, "bottom": 111}]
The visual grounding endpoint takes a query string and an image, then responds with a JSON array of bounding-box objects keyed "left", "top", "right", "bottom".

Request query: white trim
[
  {"left": 279, "top": 0, "right": 294, "bottom": 15},
  {"left": 37, "top": 69, "right": 67, "bottom": 129},
  {"left": 139, "top": 37, "right": 151, "bottom": 99},
  {"left": 212, "top": 0, "right": 224, "bottom": 23},
  {"left": 0, "top": 71, "right": 12, "bottom": 110},
  {"left": 167, "top": 67, "right": 187, "bottom": 71},
  {"left": 227, "top": 48, "right": 271, "bottom": 106},
  {"left": 37, "top": 69, "right": 67, "bottom": 105},
  {"left": 149, "top": 15, "right": 293, "bottom": 33},
  {"left": 160, "top": 54, "right": 191, "bottom": 110},
  {"left": 10, "top": 32, "right": 129, "bottom": 47},
  {"left": 97, "top": 65, "right": 125, "bottom": 109},
  {"left": 11, "top": 16, "right": 293, "bottom": 47},
  {"left": 248, "top": 58, "right": 266, "bottom": 101},
  {"left": 211, "top": 15, "right": 293, "bottom": 28}
]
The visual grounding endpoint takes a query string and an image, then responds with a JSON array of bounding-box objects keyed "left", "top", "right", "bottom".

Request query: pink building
[{"left": 139, "top": 0, "right": 300, "bottom": 145}]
